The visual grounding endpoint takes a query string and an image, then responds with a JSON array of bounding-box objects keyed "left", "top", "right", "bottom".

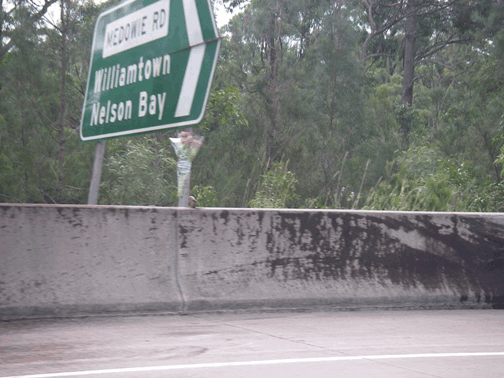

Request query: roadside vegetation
[{"left": 1, "top": 0, "right": 504, "bottom": 211}]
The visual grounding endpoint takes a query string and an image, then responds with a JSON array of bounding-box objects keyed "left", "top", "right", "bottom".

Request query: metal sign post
[{"left": 87, "top": 140, "right": 107, "bottom": 205}]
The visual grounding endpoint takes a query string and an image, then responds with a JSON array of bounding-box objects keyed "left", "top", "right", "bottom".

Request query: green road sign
[{"left": 80, "top": 0, "right": 220, "bottom": 141}]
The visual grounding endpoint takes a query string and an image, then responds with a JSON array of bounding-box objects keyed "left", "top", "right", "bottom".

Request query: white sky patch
[
  {"left": 213, "top": 1, "right": 235, "bottom": 28},
  {"left": 44, "top": 0, "right": 235, "bottom": 29}
]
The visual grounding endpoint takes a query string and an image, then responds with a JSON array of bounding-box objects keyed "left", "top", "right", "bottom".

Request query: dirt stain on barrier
[{"left": 263, "top": 211, "right": 504, "bottom": 308}]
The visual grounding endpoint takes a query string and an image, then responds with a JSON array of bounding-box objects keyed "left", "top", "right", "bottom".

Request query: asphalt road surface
[{"left": 1, "top": 310, "right": 503, "bottom": 378}]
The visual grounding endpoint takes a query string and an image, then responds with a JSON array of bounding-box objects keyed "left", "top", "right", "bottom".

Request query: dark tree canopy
[{"left": 1, "top": 0, "right": 504, "bottom": 211}]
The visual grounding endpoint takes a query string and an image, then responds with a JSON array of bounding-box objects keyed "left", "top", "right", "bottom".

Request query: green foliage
[
  {"left": 200, "top": 86, "right": 248, "bottom": 132},
  {"left": 100, "top": 137, "right": 177, "bottom": 206},
  {"left": 249, "top": 161, "right": 299, "bottom": 208},
  {"left": 191, "top": 78, "right": 256, "bottom": 207},
  {"left": 363, "top": 143, "right": 504, "bottom": 212},
  {"left": 1, "top": 0, "right": 504, "bottom": 213},
  {"left": 0, "top": 2, "right": 97, "bottom": 203},
  {"left": 396, "top": 105, "right": 422, "bottom": 138},
  {"left": 191, "top": 185, "right": 218, "bottom": 207}
]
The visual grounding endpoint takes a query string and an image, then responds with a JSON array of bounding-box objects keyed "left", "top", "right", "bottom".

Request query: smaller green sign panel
[{"left": 80, "top": 0, "right": 220, "bottom": 141}]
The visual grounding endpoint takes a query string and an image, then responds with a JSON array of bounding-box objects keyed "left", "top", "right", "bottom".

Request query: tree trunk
[
  {"left": 265, "top": 8, "right": 278, "bottom": 167},
  {"left": 57, "top": 0, "right": 67, "bottom": 202},
  {"left": 0, "top": 0, "right": 4, "bottom": 51},
  {"left": 402, "top": 1, "right": 417, "bottom": 106}
]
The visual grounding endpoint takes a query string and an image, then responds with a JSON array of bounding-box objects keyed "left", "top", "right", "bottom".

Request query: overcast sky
[
  {"left": 44, "top": 0, "right": 236, "bottom": 29},
  {"left": 214, "top": 1, "right": 233, "bottom": 28}
]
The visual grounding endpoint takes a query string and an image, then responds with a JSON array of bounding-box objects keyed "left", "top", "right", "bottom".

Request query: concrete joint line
[
  {"left": 220, "top": 322, "right": 334, "bottom": 352},
  {"left": 174, "top": 209, "right": 187, "bottom": 314}
]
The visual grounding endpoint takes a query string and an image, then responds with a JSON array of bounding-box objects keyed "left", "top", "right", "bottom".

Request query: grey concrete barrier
[
  {"left": 0, "top": 204, "right": 182, "bottom": 319},
  {"left": 178, "top": 209, "right": 504, "bottom": 311},
  {"left": 1, "top": 204, "right": 503, "bottom": 319}
]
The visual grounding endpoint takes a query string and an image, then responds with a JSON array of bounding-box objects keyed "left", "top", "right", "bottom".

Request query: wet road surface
[{"left": 1, "top": 310, "right": 503, "bottom": 377}]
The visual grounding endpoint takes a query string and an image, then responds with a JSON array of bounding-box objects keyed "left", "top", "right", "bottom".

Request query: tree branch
[
  {"left": 0, "top": 0, "right": 58, "bottom": 61},
  {"left": 362, "top": 52, "right": 395, "bottom": 62},
  {"left": 415, "top": 36, "right": 472, "bottom": 62},
  {"left": 360, "top": 0, "right": 405, "bottom": 62}
]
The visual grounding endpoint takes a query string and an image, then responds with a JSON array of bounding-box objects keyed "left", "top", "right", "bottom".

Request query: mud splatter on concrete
[
  {"left": 2, "top": 205, "right": 503, "bottom": 317},
  {"left": 179, "top": 209, "right": 504, "bottom": 310}
]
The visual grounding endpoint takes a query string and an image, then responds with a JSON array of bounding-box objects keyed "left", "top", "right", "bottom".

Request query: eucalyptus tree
[
  {"left": 0, "top": 0, "right": 101, "bottom": 203},
  {"left": 216, "top": 0, "right": 323, "bottom": 205},
  {"left": 358, "top": 0, "right": 503, "bottom": 107},
  {"left": 0, "top": 0, "right": 57, "bottom": 63}
]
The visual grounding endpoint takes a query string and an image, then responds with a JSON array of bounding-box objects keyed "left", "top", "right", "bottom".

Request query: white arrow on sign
[
  {"left": 175, "top": 0, "right": 210, "bottom": 118},
  {"left": 80, "top": 0, "right": 221, "bottom": 141}
]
